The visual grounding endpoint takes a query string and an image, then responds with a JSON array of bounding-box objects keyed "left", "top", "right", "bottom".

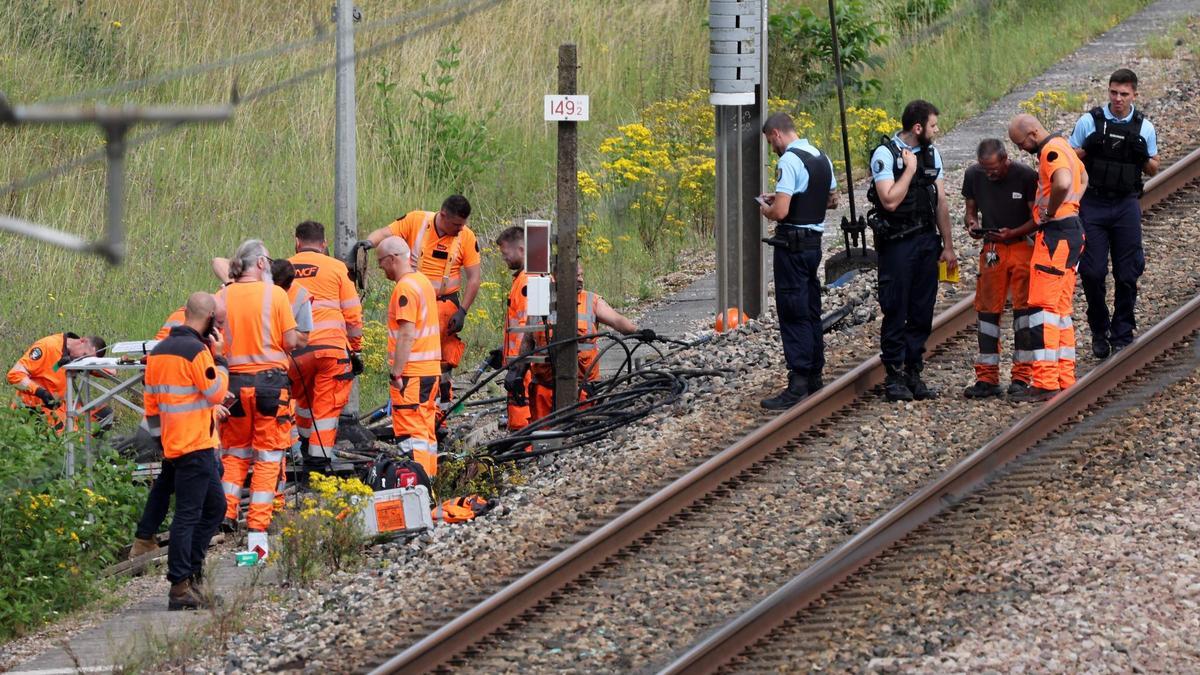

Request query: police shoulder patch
[
  {"left": 29, "top": 347, "right": 42, "bottom": 360},
  {"left": 775, "top": 167, "right": 782, "bottom": 182},
  {"left": 873, "top": 158, "right": 885, "bottom": 173},
  {"left": 205, "top": 366, "right": 216, "bottom": 379},
  {"left": 398, "top": 295, "right": 409, "bottom": 308}
]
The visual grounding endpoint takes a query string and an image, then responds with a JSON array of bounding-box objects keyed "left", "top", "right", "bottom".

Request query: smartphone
[{"left": 754, "top": 195, "right": 769, "bottom": 208}]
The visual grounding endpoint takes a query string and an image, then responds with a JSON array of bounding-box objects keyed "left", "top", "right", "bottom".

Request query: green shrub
[
  {"left": 768, "top": 0, "right": 889, "bottom": 99},
  {"left": 373, "top": 41, "right": 501, "bottom": 195},
  {"left": 274, "top": 473, "right": 372, "bottom": 587},
  {"left": 0, "top": 407, "right": 143, "bottom": 639}
]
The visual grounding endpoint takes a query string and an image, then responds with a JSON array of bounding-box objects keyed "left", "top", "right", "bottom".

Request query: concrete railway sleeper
[{"left": 365, "top": 146, "right": 1200, "bottom": 674}]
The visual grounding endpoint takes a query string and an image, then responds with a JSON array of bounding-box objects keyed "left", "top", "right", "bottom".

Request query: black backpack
[{"left": 362, "top": 453, "right": 431, "bottom": 492}]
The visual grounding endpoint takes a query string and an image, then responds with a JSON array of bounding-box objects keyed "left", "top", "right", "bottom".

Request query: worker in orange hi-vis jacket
[
  {"left": 1006, "top": 114, "right": 1088, "bottom": 402},
  {"left": 215, "top": 239, "right": 301, "bottom": 559},
  {"left": 517, "top": 262, "right": 643, "bottom": 424},
  {"left": 376, "top": 236, "right": 442, "bottom": 477},
  {"left": 365, "top": 195, "right": 481, "bottom": 419},
  {"left": 141, "top": 292, "right": 229, "bottom": 610},
  {"left": 493, "top": 225, "right": 532, "bottom": 431},
  {"left": 287, "top": 221, "right": 363, "bottom": 459},
  {"left": 8, "top": 332, "right": 107, "bottom": 432}
]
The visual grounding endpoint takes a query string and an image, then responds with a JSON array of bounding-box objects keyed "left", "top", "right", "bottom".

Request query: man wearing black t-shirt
[{"left": 962, "top": 139, "right": 1039, "bottom": 398}]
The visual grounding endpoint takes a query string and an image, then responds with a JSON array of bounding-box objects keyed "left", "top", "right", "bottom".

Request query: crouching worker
[
  {"left": 8, "top": 332, "right": 108, "bottom": 432},
  {"left": 217, "top": 240, "right": 300, "bottom": 558},
  {"left": 377, "top": 236, "right": 442, "bottom": 477},
  {"left": 516, "top": 262, "right": 646, "bottom": 423},
  {"left": 142, "top": 292, "right": 229, "bottom": 610}
]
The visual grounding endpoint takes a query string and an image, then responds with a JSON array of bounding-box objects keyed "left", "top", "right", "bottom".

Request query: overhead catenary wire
[{"left": 0, "top": 0, "right": 509, "bottom": 201}]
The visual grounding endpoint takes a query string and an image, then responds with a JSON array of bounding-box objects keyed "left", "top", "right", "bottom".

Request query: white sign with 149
[{"left": 544, "top": 95, "right": 589, "bottom": 121}]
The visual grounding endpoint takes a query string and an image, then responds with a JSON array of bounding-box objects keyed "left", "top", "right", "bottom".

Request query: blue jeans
[
  {"left": 165, "top": 449, "right": 225, "bottom": 584},
  {"left": 1079, "top": 193, "right": 1145, "bottom": 348}
]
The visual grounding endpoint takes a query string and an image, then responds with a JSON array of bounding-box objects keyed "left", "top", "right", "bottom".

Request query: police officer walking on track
[
  {"left": 1068, "top": 68, "right": 1159, "bottom": 359},
  {"left": 758, "top": 112, "right": 838, "bottom": 410},
  {"left": 867, "top": 100, "right": 957, "bottom": 401}
]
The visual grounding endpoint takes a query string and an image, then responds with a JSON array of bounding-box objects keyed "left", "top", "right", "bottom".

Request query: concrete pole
[
  {"left": 334, "top": 0, "right": 358, "bottom": 261},
  {"left": 334, "top": 0, "right": 360, "bottom": 415},
  {"left": 553, "top": 44, "right": 579, "bottom": 412}
]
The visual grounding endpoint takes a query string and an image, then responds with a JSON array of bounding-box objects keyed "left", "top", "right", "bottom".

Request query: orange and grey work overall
[
  {"left": 385, "top": 211, "right": 482, "bottom": 411},
  {"left": 975, "top": 239, "right": 1034, "bottom": 386},
  {"left": 388, "top": 271, "right": 442, "bottom": 477},
  {"left": 528, "top": 291, "right": 600, "bottom": 423},
  {"left": 502, "top": 270, "right": 532, "bottom": 430},
  {"left": 288, "top": 249, "right": 363, "bottom": 459},
  {"left": 1028, "top": 135, "right": 1087, "bottom": 391},
  {"left": 216, "top": 281, "right": 297, "bottom": 532}
]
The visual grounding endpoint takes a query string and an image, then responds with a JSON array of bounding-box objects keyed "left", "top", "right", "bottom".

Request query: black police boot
[
  {"left": 807, "top": 373, "right": 824, "bottom": 393},
  {"left": 905, "top": 364, "right": 937, "bottom": 400},
  {"left": 883, "top": 365, "right": 914, "bottom": 402},
  {"left": 761, "top": 372, "right": 811, "bottom": 410},
  {"left": 963, "top": 380, "right": 1003, "bottom": 399}
]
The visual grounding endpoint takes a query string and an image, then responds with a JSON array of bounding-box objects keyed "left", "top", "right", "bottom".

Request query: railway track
[{"left": 365, "top": 149, "right": 1200, "bottom": 674}]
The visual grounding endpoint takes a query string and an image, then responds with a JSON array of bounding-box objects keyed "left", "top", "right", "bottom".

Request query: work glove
[
  {"left": 349, "top": 351, "right": 365, "bottom": 376},
  {"left": 356, "top": 239, "right": 374, "bottom": 251},
  {"left": 485, "top": 348, "right": 503, "bottom": 371},
  {"left": 34, "top": 387, "right": 61, "bottom": 409},
  {"left": 634, "top": 328, "right": 658, "bottom": 342},
  {"left": 504, "top": 365, "right": 528, "bottom": 407},
  {"left": 447, "top": 307, "right": 467, "bottom": 334}
]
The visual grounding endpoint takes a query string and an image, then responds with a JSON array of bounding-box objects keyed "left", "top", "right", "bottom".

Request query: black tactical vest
[
  {"left": 1081, "top": 106, "right": 1148, "bottom": 198},
  {"left": 866, "top": 136, "right": 939, "bottom": 228},
  {"left": 782, "top": 146, "right": 833, "bottom": 226}
]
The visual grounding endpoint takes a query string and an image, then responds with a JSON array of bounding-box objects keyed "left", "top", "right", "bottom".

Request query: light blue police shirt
[
  {"left": 870, "top": 133, "right": 944, "bottom": 184},
  {"left": 1067, "top": 103, "right": 1158, "bottom": 156},
  {"left": 774, "top": 138, "right": 838, "bottom": 232}
]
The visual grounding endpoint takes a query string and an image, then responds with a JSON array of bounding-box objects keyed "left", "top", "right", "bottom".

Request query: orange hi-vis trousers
[
  {"left": 1027, "top": 217, "right": 1084, "bottom": 391},
  {"left": 290, "top": 347, "right": 352, "bottom": 458},
  {"left": 391, "top": 374, "right": 440, "bottom": 477},
  {"left": 974, "top": 239, "right": 1034, "bottom": 386},
  {"left": 507, "top": 370, "right": 532, "bottom": 431},
  {"left": 220, "top": 370, "right": 292, "bottom": 531}
]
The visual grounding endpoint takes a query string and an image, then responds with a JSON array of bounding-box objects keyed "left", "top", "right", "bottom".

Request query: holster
[
  {"left": 868, "top": 211, "right": 934, "bottom": 243},
  {"left": 763, "top": 227, "right": 822, "bottom": 253}
]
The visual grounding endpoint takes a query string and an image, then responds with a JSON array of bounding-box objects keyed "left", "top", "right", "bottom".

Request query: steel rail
[
  {"left": 657, "top": 150, "right": 1200, "bottom": 675},
  {"left": 369, "top": 147, "right": 1200, "bottom": 675},
  {"left": 367, "top": 296, "right": 977, "bottom": 674}
]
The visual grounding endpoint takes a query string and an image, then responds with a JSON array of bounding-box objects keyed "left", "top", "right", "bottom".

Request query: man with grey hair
[
  {"left": 215, "top": 239, "right": 300, "bottom": 559},
  {"left": 961, "top": 138, "right": 1038, "bottom": 399},
  {"left": 376, "top": 236, "right": 442, "bottom": 477}
]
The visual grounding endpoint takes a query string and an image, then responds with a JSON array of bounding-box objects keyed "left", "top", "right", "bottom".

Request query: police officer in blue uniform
[
  {"left": 866, "top": 100, "right": 958, "bottom": 401},
  {"left": 1068, "top": 68, "right": 1159, "bottom": 359},
  {"left": 758, "top": 112, "right": 838, "bottom": 410}
]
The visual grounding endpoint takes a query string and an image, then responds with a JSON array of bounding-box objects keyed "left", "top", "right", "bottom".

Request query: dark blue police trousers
[
  {"left": 1078, "top": 193, "right": 1145, "bottom": 348},
  {"left": 877, "top": 231, "right": 941, "bottom": 367},
  {"left": 773, "top": 232, "right": 824, "bottom": 377}
]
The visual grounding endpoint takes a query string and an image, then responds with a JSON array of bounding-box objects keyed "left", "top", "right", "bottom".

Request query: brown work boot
[
  {"left": 189, "top": 574, "right": 224, "bottom": 608},
  {"left": 128, "top": 537, "right": 158, "bottom": 560},
  {"left": 168, "top": 579, "right": 203, "bottom": 611}
]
